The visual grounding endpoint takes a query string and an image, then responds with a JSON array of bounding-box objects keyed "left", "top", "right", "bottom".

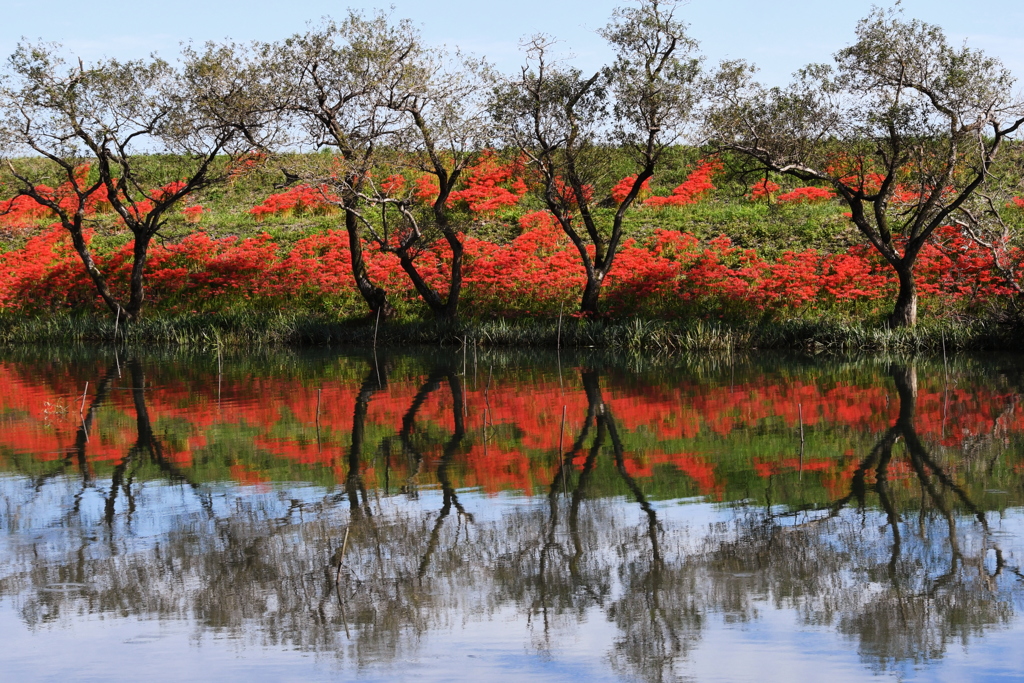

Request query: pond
[{"left": 1, "top": 347, "right": 1024, "bottom": 682}]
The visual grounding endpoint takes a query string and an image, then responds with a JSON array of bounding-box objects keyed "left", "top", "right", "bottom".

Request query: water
[{"left": 2, "top": 347, "right": 1024, "bottom": 681}]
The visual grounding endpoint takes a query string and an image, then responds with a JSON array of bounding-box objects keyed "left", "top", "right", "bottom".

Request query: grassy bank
[
  {"left": 4, "top": 150, "right": 1023, "bottom": 336},
  {"left": 1, "top": 310, "right": 1018, "bottom": 353}
]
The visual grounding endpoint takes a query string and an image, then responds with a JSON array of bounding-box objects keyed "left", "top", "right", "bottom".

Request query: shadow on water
[{"left": 1, "top": 347, "right": 1024, "bottom": 680}]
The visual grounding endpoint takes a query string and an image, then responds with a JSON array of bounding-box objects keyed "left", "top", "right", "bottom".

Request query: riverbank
[{"left": 1, "top": 311, "right": 1018, "bottom": 353}]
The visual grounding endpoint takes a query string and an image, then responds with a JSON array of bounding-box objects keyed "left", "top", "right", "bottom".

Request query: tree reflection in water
[
  {"left": 700, "top": 364, "right": 1019, "bottom": 674},
  {"left": 1, "top": 354, "right": 1023, "bottom": 682}
]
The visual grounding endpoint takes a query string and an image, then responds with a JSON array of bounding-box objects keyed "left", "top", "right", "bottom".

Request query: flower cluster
[
  {"left": 226, "top": 152, "right": 268, "bottom": 182},
  {"left": 380, "top": 174, "right": 406, "bottom": 195},
  {"left": 551, "top": 177, "right": 594, "bottom": 208},
  {"left": 446, "top": 152, "right": 528, "bottom": 212},
  {"left": 183, "top": 205, "right": 206, "bottom": 224},
  {"left": 825, "top": 154, "right": 884, "bottom": 193},
  {"left": 748, "top": 179, "right": 780, "bottom": 201},
  {"left": 249, "top": 185, "right": 339, "bottom": 220},
  {"left": 412, "top": 152, "right": 529, "bottom": 213},
  {"left": 0, "top": 164, "right": 112, "bottom": 229},
  {"left": 2, "top": 213, "right": 1021, "bottom": 318},
  {"left": 776, "top": 186, "right": 834, "bottom": 204},
  {"left": 645, "top": 161, "right": 721, "bottom": 207},
  {"left": 0, "top": 193, "right": 55, "bottom": 228},
  {"left": 611, "top": 175, "right": 651, "bottom": 204},
  {"left": 1, "top": 172, "right": 207, "bottom": 231}
]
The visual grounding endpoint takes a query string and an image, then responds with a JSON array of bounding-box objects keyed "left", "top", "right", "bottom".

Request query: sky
[{"left": 2, "top": 0, "right": 1024, "bottom": 88}]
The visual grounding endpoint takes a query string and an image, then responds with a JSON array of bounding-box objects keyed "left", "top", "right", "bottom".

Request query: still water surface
[{"left": 2, "top": 348, "right": 1024, "bottom": 681}]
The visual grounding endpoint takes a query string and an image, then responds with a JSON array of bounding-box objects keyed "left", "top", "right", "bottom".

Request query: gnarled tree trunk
[
  {"left": 345, "top": 201, "right": 394, "bottom": 319},
  {"left": 125, "top": 233, "right": 153, "bottom": 319},
  {"left": 580, "top": 271, "right": 605, "bottom": 318},
  {"left": 888, "top": 262, "right": 918, "bottom": 329}
]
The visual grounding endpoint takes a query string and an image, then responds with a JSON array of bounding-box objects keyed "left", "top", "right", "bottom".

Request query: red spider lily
[
  {"left": 646, "top": 160, "right": 721, "bottom": 207},
  {"left": 776, "top": 187, "right": 834, "bottom": 204}
]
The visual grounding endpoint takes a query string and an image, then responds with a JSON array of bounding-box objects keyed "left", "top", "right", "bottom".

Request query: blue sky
[{"left": 2, "top": 0, "right": 1023, "bottom": 87}]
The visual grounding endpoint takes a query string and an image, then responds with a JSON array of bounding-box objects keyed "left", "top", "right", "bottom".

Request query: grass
[
  {"left": 3, "top": 149, "right": 1023, "bottom": 353},
  {"left": 1, "top": 308, "right": 1017, "bottom": 353}
]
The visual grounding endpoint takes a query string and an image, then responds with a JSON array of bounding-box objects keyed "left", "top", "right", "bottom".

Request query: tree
[
  {"left": 267, "top": 13, "right": 418, "bottom": 319},
  {"left": 347, "top": 50, "right": 493, "bottom": 322},
  {"left": 706, "top": 6, "right": 1024, "bottom": 327},
  {"left": 491, "top": 0, "right": 701, "bottom": 317},
  {"left": 270, "top": 14, "right": 493, "bottom": 322},
  {"left": 0, "top": 42, "right": 263, "bottom": 320}
]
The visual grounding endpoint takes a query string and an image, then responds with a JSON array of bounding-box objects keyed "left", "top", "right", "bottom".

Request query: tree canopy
[
  {"left": 705, "top": 5, "right": 1024, "bottom": 326},
  {"left": 490, "top": 0, "right": 703, "bottom": 316},
  {"left": 0, "top": 41, "right": 269, "bottom": 318}
]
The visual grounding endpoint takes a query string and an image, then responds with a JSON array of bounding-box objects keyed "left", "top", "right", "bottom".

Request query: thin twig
[
  {"left": 339, "top": 526, "right": 351, "bottom": 562},
  {"left": 80, "top": 381, "right": 89, "bottom": 417},
  {"left": 559, "top": 405, "right": 567, "bottom": 497},
  {"left": 334, "top": 526, "right": 352, "bottom": 639},
  {"left": 557, "top": 301, "right": 564, "bottom": 350},
  {"left": 80, "top": 381, "right": 90, "bottom": 444},
  {"left": 798, "top": 402, "right": 805, "bottom": 444},
  {"left": 942, "top": 330, "right": 949, "bottom": 387},
  {"left": 217, "top": 344, "right": 223, "bottom": 408}
]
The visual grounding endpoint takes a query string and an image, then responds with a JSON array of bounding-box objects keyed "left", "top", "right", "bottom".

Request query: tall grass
[{"left": 1, "top": 309, "right": 1016, "bottom": 353}]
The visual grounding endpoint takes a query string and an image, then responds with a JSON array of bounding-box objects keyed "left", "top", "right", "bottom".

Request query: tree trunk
[
  {"left": 125, "top": 232, "right": 152, "bottom": 319},
  {"left": 68, "top": 226, "right": 122, "bottom": 318},
  {"left": 397, "top": 253, "right": 445, "bottom": 318},
  {"left": 891, "top": 364, "right": 917, "bottom": 421},
  {"left": 888, "top": 263, "right": 918, "bottom": 328},
  {"left": 346, "top": 359, "right": 384, "bottom": 516},
  {"left": 580, "top": 271, "right": 604, "bottom": 318},
  {"left": 396, "top": 234, "right": 464, "bottom": 322},
  {"left": 443, "top": 238, "right": 463, "bottom": 322},
  {"left": 345, "top": 205, "right": 393, "bottom": 318},
  {"left": 394, "top": 212, "right": 465, "bottom": 322}
]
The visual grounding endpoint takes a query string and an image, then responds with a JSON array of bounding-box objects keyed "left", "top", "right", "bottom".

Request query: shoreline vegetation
[
  {"left": 0, "top": 311, "right": 1017, "bottom": 353},
  {"left": 3, "top": 149, "right": 1022, "bottom": 350}
]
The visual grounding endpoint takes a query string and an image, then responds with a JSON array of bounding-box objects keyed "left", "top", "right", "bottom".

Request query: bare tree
[
  {"left": 267, "top": 13, "right": 418, "bottom": 319},
  {"left": 706, "top": 6, "right": 1024, "bottom": 327},
  {"left": 491, "top": 0, "right": 702, "bottom": 317},
  {"left": 0, "top": 42, "right": 263, "bottom": 320},
  {"left": 349, "top": 50, "right": 493, "bottom": 321}
]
